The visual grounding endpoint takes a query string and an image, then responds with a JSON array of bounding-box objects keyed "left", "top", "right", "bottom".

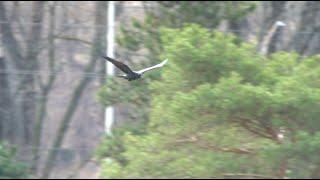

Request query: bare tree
[
  {"left": 0, "top": 2, "right": 45, "bottom": 145},
  {"left": 32, "top": 2, "right": 59, "bottom": 173},
  {"left": 21, "top": 1, "right": 45, "bottom": 144},
  {"left": 41, "top": 1, "right": 107, "bottom": 178}
]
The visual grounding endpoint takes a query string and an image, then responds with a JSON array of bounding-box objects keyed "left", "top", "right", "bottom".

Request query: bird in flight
[{"left": 103, "top": 56, "right": 168, "bottom": 81}]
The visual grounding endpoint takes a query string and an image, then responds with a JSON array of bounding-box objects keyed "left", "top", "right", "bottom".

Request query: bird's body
[
  {"left": 103, "top": 56, "right": 168, "bottom": 81},
  {"left": 117, "top": 72, "right": 141, "bottom": 81}
]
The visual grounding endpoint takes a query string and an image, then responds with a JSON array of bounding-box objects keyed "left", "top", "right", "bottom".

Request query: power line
[
  {"left": 3, "top": 143, "right": 102, "bottom": 151},
  {"left": 0, "top": 69, "right": 108, "bottom": 78},
  {"left": 0, "top": 21, "right": 109, "bottom": 29},
  {"left": 7, "top": 2, "right": 146, "bottom": 9},
  {"left": 0, "top": 20, "right": 319, "bottom": 35}
]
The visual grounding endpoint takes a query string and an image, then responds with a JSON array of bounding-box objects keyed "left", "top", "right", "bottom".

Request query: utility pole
[{"left": 105, "top": 1, "right": 115, "bottom": 136}]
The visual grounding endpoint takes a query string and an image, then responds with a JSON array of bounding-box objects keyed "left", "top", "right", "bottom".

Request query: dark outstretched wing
[{"left": 103, "top": 56, "right": 134, "bottom": 75}]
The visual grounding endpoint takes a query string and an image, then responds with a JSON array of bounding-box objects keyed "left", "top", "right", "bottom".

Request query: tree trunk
[
  {"left": 41, "top": 1, "right": 107, "bottom": 178},
  {"left": 267, "top": 2, "right": 287, "bottom": 54},
  {"left": 258, "top": 1, "right": 286, "bottom": 52},
  {"left": 267, "top": 24, "right": 285, "bottom": 54},
  {"left": 228, "top": 2, "right": 250, "bottom": 39},
  {"left": 0, "top": 2, "right": 24, "bottom": 68},
  {"left": 32, "top": 2, "right": 57, "bottom": 173},
  {"left": 0, "top": 2, "right": 25, "bottom": 144},
  {"left": 0, "top": 57, "right": 14, "bottom": 141},
  {"left": 289, "top": 1, "right": 320, "bottom": 55},
  {"left": 0, "top": 1, "right": 45, "bottom": 145},
  {"left": 18, "top": 1, "right": 45, "bottom": 145}
]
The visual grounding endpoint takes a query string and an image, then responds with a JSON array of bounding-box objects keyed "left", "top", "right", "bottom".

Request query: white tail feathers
[{"left": 275, "top": 21, "right": 286, "bottom": 27}]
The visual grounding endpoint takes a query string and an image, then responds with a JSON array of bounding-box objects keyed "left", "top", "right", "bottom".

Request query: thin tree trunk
[
  {"left": 0, "top": 2, "right": 25, "bottom": 144},
  {"left": 260, "top": 21, "right": 285, "bottom": 56},
  {"left": 267, "top": 1, "right": 287, "bottom": 54},
  {"left": 19, "top": 1, "right": 45, "bottom": 144},
  {"left": 32, "top": 2, "right": 57, "bottom": 173},
  {"left": 258, "top": 1, "right": 286, "bottom": 52},
  {"left": 289, "top": 1, "right": 320, "bottom": 55},
  {"left": 0, "top": 2, "right": 24, "bottom": 68},
  {"left": 228, "top": 2, "right": 250, "bottom": 39},
  {"left": 41, "top": 2, "right": 107, "bottom": 178},
  {"left": 0, "top": 57, "right": 14, "bottom": 141}
]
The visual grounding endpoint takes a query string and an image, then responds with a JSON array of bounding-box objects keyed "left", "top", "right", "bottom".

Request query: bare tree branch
[
  {"left": 173, "top": 136, "right": 256, "bottom": 155},
  {"left": 54, "top": 35, "right": 93, "bottom": 46},
  {"left": 222, "top": 173, "right": 276, "bottom": 179},
  {"left": 0, "top": 2, "right": 24, "bottom": 68}
]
